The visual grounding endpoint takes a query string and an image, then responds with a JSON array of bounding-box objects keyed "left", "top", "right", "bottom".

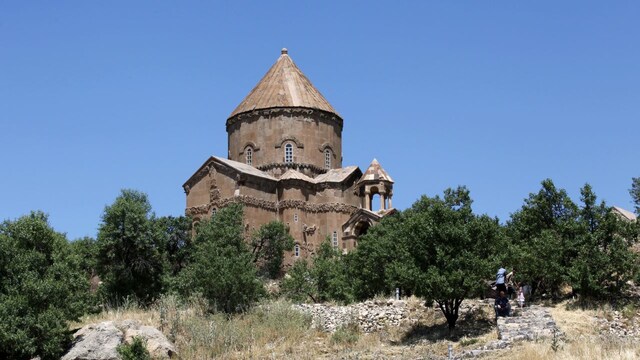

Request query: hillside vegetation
[
  {"left": 73, "top": 295, "right": 640, "bottom": 359},
  {"left": 0, "top": 178, "right": 638, "bottom": 359}
]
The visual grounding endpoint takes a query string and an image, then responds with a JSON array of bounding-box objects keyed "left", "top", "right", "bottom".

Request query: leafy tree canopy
[
  {"left": 96, "top": 189, "right": 164, "bottom": 305},
  {"left": 70, "top": 236, "right": 98, "bottom": 279},
  {"left": 250, "top": 221, "right": 294, "bottom": 279},
  {"left": 509, "top": 180, "right": 638, "bottom": 301},
  {"left": 348, "top": 187, "right": 505, "bottom": 330},
  {"left": 176, "top": 204, "right": 264, "bottom": 313},
  {"left": 0, "top": 212, "right": 90, "bottom": 359},
  {"left": 507, "top": 179, "right": 580, "bottom": 297},
  {"left": 282, "top": 239, "right": 354, "bottom": 303},
  {"left": 153, "top": 215, "right": 192, "bottom": 278},
  {"left": 631, "top": 177, "right": 640, "bottom": 215},
  {"left": 570, "top": 184, "right": 639, "bottom": 300},
  {"left": 407, "top": 187, "right": 505, "bottom": 330}
]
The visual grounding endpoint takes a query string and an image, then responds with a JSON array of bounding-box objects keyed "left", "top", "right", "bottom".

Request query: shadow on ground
[{"left": 398, "top": 308, "right": 495, "bottom": 344}]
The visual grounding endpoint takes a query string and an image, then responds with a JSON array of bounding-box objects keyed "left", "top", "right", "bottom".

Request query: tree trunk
[{"left": 437, "top": 298, "right": 463, "bottom": 333}]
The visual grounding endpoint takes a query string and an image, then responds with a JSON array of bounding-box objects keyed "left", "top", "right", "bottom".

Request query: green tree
[
  {"left": 346, "top": 213, "right": 411, "bottom": 300},
  {"left": 631, "top": 177, "right": 640, "bottom": 215},
  {"left": 250, "top": 221, "right": 294, "bottom": 278},
  {"left": 507, "top": 179, "right": 580, "bottom": 298},
  {"left": 570, "top": 184, "right": 638, "bottom": 300},
  {"left": 96, "top": 189, "right": 164, "bottom": 305},
  {"left": 281, "top": 259, "right": 316, "bottom": 302},
  {"left": 348, "top": 187, "right": 505, "bottom": 331},
  {"left": 312, "top": 240, "right": 354, "bottom": 303},
  {"left": 408, "top": 188, "right": 504, "bottom": 331},
  {"left": 70, "top": 236, "right": 98, "bottom": 280},
  {"left": 0, "top": 212, "right": 90, "bottom": 359},
  {"left": 176, "top": 204, "right": 264, "bottom": 313},
  {"left": 282, "top": 239, "right": 354, "bottom": 303},
  {"left": 153, "top": 215, "right": 192, "bottom": 277}
]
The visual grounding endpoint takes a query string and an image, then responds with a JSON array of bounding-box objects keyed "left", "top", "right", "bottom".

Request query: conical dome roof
[
  {"left": 358, "top": 158, "right": 394, "bottom": 184},
  {"left": 228, "top": 49, "right": 339, "bottom": 119}
]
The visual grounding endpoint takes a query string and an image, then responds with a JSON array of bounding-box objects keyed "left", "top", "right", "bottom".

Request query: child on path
[{"left": 517, "top": 286, "right": 525, "bottom": 308}]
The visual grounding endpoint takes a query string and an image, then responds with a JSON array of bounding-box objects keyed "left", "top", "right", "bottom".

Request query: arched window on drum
[{"left": 324, "top": 149, "right": 332, "bottom": 169}]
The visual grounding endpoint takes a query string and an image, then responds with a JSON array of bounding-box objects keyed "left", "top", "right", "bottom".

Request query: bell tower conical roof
[
  {"left": 228, "top": 49, "right": 339, "bottom": 119},
  {"left": 358, "top": 158, "right": 394, "bottom": 185}
]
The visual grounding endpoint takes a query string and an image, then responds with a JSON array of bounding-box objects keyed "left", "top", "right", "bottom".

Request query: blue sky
[{"left": 1, "top": 2, "right": 638, "bottom": 240}]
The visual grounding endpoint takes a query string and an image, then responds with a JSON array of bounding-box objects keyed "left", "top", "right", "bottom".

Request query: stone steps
[{"left": 460, "top": 305, "right": 561, "bottom": 359}]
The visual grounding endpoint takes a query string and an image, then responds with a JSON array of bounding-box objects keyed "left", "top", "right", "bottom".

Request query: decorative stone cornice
[
  {"left": 257, "top": 162, "right": 327, "bottom": 175},
  {"left": 185, "top": 195, "right": 358, "bottom": 217},
  {"left": 279, "top": 199, "right": 358, "bottom": 214},
  {"left": 226, "top": 107, "right": 343, "bottom": 133},
  {"left": 185, "top": 204, "right": 209, "bottom": 216}
]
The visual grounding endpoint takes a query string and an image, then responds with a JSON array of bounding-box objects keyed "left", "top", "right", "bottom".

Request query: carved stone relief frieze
[{"left": 185, "top": 195, "right": 358, "bottom": 217}]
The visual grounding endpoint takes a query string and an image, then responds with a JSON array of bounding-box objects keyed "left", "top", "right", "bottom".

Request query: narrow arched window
[
  {"left": 324, "top": 149, "right": 332, "bottom": 169},
  {"left": 284, "top": 143, "right": 293, "bottom": 163},
  {"left": 294, "top": 244, "right": 300, "bottom": 257},
  {"left": 332, "top": 231, "right": 338, "bottom": 248},
  {"left": 245, "top": 147, "right": 253, "bottom": 165}
]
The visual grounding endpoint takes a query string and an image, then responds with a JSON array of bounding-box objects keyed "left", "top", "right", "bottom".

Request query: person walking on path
[{"left": 496, "top": 266, "right": 507, "bottom": 295}]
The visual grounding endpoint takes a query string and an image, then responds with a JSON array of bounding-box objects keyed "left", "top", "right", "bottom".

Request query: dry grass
[
  {"left": 72, "top": 297, "right": 640, "bottom": 359},
  {"left": 502, "top": 336, "right": 640, "bottom": 360},
  {"left": 74, "top": 296, "right": 319, "bottom": 359},
  {"left": 494, "top": 300, "right": 640, "bottom": 360}
]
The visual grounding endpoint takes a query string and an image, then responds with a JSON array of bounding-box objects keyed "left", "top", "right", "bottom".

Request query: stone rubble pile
[
  {"left": 293, "top": 299, "right": 565, "bottom": 359},
  {"left": 595, "top": 309, "right": 640, "bottom": 338},
  {"left": 293, "top": 298, "right": 421, "bottom": 333},
  {"left": 294, "top": 299, "right": 501, "bottom": 334}
]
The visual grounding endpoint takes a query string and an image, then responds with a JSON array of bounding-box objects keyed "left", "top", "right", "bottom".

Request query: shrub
[
  {"left": 250, "top": 221, "right": 294, "bottom": 279},
  {"left": 0, "top": 212, "right": 90, "bottom": 359},
  {"left": 281, "top": 240, "right": 354, "bottom": 304},
  {"left": 281, "top": 259, "right": 315, "bottom": 302},
  {"left": 176, "top": 204, "right": 264, "bottom": 313},
  {"left": 117, "top": 336, "right": 151, "bottom": 360},
  {"left": 331, "top": 321, "right": 360, "bottom": 345},
  {"left": 96, "top": 190, "right": 164, "bottom": 305}
]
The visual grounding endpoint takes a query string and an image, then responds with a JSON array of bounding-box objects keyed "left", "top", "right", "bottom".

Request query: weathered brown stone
[{"left": 184, "top": 49, "right": 396, "bottom": 266}]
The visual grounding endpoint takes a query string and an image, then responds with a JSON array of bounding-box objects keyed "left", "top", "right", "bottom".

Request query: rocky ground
[
  {"left": 294, "top": 299, "right": 565, "bottom": 359},
  {"left": 293, "top": 298, "right": 420, "bottom": 333},
  {"left": 67, "top": 296, "right": 639, "bottom": 359},
  {"left": 459, "top": 305, "right": 560, "bottom": 359},
  {"left": 594, "top": 306, "right": 640, "bottom": 338}
]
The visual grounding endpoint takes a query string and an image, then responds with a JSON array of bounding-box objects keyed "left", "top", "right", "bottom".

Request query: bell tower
[{"left": 357, "top": 159, "right": 394, "bottom": 212}]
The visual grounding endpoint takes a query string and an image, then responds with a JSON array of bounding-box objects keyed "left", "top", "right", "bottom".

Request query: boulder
[
  {"left": 62, "top": 320, "right": 176, "bottom": 360},
  {"left": 62, "top": 321, "right": 122, "bottom": 360}
]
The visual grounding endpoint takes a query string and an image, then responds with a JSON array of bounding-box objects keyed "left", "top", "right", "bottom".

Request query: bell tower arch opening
[{"left": 357, "top": 159, "right": 394, "bottom": 213}]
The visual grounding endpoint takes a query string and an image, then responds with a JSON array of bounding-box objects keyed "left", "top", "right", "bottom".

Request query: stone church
[{"left": 183, "top": 49, "right": 395, "bottom": 264}]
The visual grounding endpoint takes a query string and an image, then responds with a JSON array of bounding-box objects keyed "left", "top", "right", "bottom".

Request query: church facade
[{"left": 183, "top": 49, "right": 395, "bottom": 264}]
